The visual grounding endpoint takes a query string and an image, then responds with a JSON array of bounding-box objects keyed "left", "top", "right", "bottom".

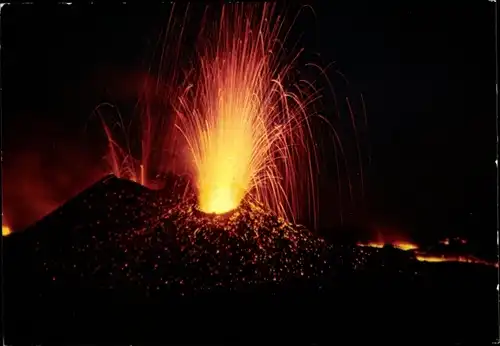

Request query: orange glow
[
  {"left": 175, "top": 3, "right": 322, "bottom": 218},
  {"left": 438, "top": 237, "right": 467, "bottom": 246},
  {"left": 391, "top": 241, "right": 418, "bottom": 251},
  {"left": 358, "top": 241, "right": 418, "bottom": 251},
  {"left": 3, "top": 145, "right": 106, "bottom": 231},
  {"left": 140, "top": 164, "right": 145, "bottom": 186},
  {"left": 358, "top": 242, "right": 384, "bottom": 248},
  {"left": 2, "top": 225, "right": 11, "bottom": 236}
]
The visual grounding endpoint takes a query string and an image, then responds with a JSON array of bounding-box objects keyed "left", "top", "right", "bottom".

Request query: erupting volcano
[
  {"left": 100, "top": 3, "right": 325, "bottom": 226},
  {"left": 6, "top": 2, "right": 341, "bottom": 305},
  {"left": 76, "top": 4, "right": 336, "bottom": 287},
  {"left": 3, "top": 2, "right": 496, "bottom": 344}
]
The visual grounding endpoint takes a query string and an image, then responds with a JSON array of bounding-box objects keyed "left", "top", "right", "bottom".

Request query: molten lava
[
  {"left": 358, "top": 241, "right": 418, "bottom": 251},
  {"left": 99, "top": 4, "right": 325, "bottom": 223}
]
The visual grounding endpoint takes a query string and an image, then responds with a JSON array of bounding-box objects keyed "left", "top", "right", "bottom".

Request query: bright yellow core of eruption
[
  {"left": 197, "top": 114, "right": 254, "bottom": 214},
  {"left": 177, "top": 4, "right": 312, "bottom": 218}
]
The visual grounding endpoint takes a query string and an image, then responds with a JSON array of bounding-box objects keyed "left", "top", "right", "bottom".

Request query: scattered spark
[
  {"left": 30, "top": 184, "right": 336, "bottom": 293},
  {"left": 439, "top": 238, "right": 450, "bottom": 246}
]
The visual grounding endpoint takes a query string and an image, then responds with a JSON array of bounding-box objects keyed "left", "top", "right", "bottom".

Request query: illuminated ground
[
  {"left": 4, "top": 176, "right": 377, "bottom": 295},
  {"left": 3, "top": 176, "right": 497, "bottom": 343}
]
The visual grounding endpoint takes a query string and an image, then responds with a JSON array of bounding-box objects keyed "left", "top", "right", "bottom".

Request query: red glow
[{"left": 3, "top": 145, "right": 106, "bottom": 232}]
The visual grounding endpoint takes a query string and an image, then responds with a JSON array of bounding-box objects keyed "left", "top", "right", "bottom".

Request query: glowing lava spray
[
  {"left": 98, "top": 3, "right": 337, "bottom": 226},
  {"left": 175, "top": 3, "right": 323, "bottom": 222}
]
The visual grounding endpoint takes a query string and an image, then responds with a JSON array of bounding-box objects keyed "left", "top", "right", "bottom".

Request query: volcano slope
[{"left": 3, "top": 175, "right": 497, "bottom": 343}]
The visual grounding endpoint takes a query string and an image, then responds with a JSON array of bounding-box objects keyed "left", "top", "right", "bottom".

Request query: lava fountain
[
  {"left": 175, "top": 3, "right": 324, "bottom": 222},
  {"left": 96, "top": 3, "right": 352, "bottom": 228},
  {"left": 95, "top": 4, "right": 193, "bottom": 190}
]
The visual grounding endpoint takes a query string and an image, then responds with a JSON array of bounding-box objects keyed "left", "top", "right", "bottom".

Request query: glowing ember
[
  {"left": 439, "top": 238, "right": 450, "bottom": 246},
  {"left": 167, "top": 194, "right": 322, "bottom": 254},
  {"left": 439, "top": 237, "right": 467, "bottom": 246},
  {"left": 26, "top": 185, "right": 334, "bottom": 292}
]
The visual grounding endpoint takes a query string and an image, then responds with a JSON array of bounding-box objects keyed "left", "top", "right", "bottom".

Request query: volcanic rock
[{"left": 3, "top": 174, "right": 497, "bottom": 343}]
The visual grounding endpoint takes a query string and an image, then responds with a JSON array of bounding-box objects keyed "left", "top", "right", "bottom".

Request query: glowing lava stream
[
  {"left": 358, "top": 241, "right": 498, "bottom": 267},
  {"left": 175, "top": 3, "right": 323, "bottom": 219},
  {"left": 358, "top": 241, "right": 418, "bottom": 251}
]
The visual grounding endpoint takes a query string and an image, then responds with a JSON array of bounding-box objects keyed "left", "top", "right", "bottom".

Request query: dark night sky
[{"left": 1, "top": 2, "right": 496, "bottom": 254}]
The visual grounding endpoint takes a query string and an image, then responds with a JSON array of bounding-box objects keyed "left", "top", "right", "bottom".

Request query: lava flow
[
  {"left": 358, "top": 241, "right": 418, "bottom": 251},
  {"left": 358, "top": 240, "right": 498, "bottom": 267}
]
